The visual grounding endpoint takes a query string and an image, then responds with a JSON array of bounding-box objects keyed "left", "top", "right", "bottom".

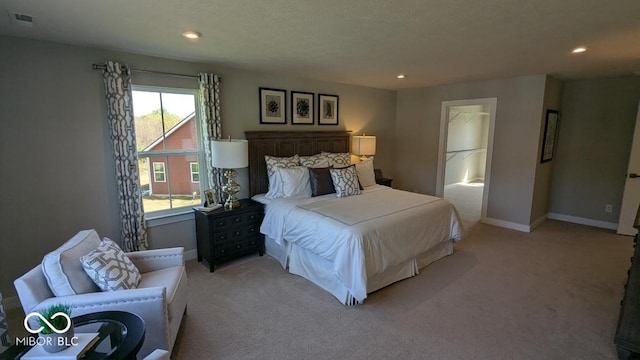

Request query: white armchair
[{"left": 13, "top": 230, "right": 188, "bottom": 359}]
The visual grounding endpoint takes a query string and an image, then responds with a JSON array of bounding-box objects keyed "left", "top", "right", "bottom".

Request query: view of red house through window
[{"left": 132, "top": 89, "right": 203, "bottom": 214}]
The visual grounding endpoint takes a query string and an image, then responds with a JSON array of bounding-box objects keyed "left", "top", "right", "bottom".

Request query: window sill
[{"left": 145, "top": 209, "right": 195, "bottom": 227}]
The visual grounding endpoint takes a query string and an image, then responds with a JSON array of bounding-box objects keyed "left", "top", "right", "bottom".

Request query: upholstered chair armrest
[
  {"left": 125, "top": 247, "right": 184, "bottom": 273},
  {"left": 31, "top": 286, "right": 166, "bottom": 315},
  {"left": 14, "top": 265, "right": 55, "bottom": 314}
]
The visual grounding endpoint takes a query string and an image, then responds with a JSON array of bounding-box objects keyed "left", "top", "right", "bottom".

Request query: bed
[{"left": 246, "top": 131, "right": 463, "bottom": 304}]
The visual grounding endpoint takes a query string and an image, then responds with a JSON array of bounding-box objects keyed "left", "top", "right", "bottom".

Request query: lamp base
[{"left": 222, "top": 169, "right": 241, "bottom": 209}]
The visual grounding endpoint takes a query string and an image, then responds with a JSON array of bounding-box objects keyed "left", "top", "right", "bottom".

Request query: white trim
[
  {"left": 190, "top": 162, "right": 200, "bottom": 183},
  {"left": 547, "top": 213, "right": 618, "bottom": 230},
  {"left": 145, "top": 210, "right": 194, "bottom": 227},
  {"left": 152, "top": 161, "right": 166, "bottom": 182},
  {"left": 483, "top": 217, "right": 531, "bottom": 232},
  {"left": 530, "top": 214, "right": 547, "bottom": 231},
  {"left": 437, "top": 98, "right": 497, "bottom": 223},
  {"left": 184, "top": 249, "right": 197, "bottom": 261}
]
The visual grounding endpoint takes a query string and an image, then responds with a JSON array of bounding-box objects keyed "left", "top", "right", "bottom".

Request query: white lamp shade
[
  {"left": 352, "top": 135, "right": 376, "bottom": 156},
  {"left": 211, "top": 139, "right": 248, "bottom": 169}
]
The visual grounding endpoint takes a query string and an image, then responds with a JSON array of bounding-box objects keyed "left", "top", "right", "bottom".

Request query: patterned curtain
[
  {"left": 101, "top": 61, "right": 148, "bottom": 252},
  {"left": 0, "top": 291, "right": 10, "bottom": 350},
  {"left": 198, "top": 73, "right": 225, "bottom": 202}
]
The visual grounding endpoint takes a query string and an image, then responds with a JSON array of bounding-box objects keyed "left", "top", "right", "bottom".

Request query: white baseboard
[
  {"left": 530, "top": 215, "right": 547, "bottom": 231},
  {"left": 482, "top": 217, "right": 531, "bottom": 232},
  {"left": 184, "top": 249, "right": 197, "bottom": 261},
  {"left": 547, "top": 213, "right": 617, "bottom": 230}
]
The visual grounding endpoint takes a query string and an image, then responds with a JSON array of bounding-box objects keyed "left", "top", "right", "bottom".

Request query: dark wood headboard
[{"left": 245, "top": 131, "right": 351, "bottom": 196}]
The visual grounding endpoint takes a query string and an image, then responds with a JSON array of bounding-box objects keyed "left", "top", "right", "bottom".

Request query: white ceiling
[{"left": 1, "top": 0, "right": 639, "bottom": 90}]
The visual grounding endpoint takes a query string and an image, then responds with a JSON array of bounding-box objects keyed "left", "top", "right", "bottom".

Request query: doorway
[{"left": 437, "top": 98, "right": 497, "bottom": 229}]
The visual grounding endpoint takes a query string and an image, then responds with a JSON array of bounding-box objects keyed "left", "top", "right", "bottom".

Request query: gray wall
[
  {"left": 549, "top": 76, "right": 640, "bottom": 223},
  {"left": 395, "top": 75, "right": 547, "bottom": 226},
  {"left": 0, "top": 35, "right": 396, "bottom": 297}
]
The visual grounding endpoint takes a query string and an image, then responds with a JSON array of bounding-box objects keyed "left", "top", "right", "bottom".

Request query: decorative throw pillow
[
  {"left": 329, "top": 165, "right": 361, "bottom": 198},
  {"left": 299, "top": 154, "right": 330, "bottom": 168},
  {"left": 321, "top": 152, "right": 351, "bottom": 167},
  {"left": 41, "top": 229, "right": 102, "bottom": 296},
  {"left": 308, "top": 166, "right": 336, "bottom": 197},
  {"left": 80, "top": 238, "right": 141, "bottom": 291},
  {"left": 265, "top": 155, "right": 299, "bottom": 198},
  {"left": 274, "top": 166, "right": 311, "bottom": 198},
  {"left": 355, "top": 157, "right": 376, "bottom": 188}
]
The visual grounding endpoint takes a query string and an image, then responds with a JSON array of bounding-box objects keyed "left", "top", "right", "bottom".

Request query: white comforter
[{"left": 260, "top": 186, "right": 463, "bottom": 301}]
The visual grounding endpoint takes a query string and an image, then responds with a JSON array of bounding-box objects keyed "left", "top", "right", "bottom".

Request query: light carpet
[{"left": 170, "top": 220, "right": 633, "bottom": 360}]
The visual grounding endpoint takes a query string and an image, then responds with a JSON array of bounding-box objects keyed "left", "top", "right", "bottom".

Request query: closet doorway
[{"left": 436, "top": 98, "right": 497, "bottom": 230}]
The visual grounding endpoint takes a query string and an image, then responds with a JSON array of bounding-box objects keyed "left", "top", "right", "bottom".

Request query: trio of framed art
[{"left": 259, "top": 87, "right": 339, "bottom": 125}]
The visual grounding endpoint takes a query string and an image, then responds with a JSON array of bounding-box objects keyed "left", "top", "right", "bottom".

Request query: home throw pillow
[
  {"left": 355, "top": 157, "right": 376, "bottom": 188},
  {"left": 321, "top": 152, "right": 351, "bottom": 167},
  {"left": 308, "top": 166, "right": 335, "bottom": 197},
  {"left": 265, "top": 155, "right": 299, "bottom": 198},
  {"left": 299, "top": 154, "right": 330, "bottom": 168},
  {"left": 274, "top": 166, "right": 311, "bottom": 198},
  {"left": 329, "top": 165, "right": 361, "bottom": 198},
  {"left": 80, "top": 238, "right": 141, "bottom": 291},
  {"left": 41, "top": 229, "right": 102, "bottom": 296}
]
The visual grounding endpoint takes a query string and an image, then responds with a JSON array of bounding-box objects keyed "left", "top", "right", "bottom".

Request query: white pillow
[
  {"left": 271, "top": 166, "right": 311, "bottom": 198},
  {"left": 329, "top": 165, "right": 361, "bottom": 198},
  {"left": 80, "top": 238, "right": 141, "bottom": 291},
  {"left": 299, "top": 154, "right": 330, "bottom": 168},
  {"left": 355, "top": 158, "right": 376, "bottom": 188},
  {"left": 321, "top": 152, "right": 351, "bottom": 167},
  {"left": 265, "top": 155, "right": 299, "bottom": 198},
  {"left": 41, "top": 229, "right": 102, "bottom": 296}
]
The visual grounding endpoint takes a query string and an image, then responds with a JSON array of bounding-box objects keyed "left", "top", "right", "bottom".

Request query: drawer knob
[
  {"left": 235, "top": 218, "right": 241, "bottom": 222},
  {"left": 250, "top": 215, "right": 255, "bottom": 219},
  {"left": 220, "top": 249, "right": 225, "bottom": 253},
  {"left": 217, "top": 222, "right": 224, "bottom": 226},
  {"left": 220, "top": 235, "right": 226, "bottom": 240},
  {"left": 235, "top": 231, "right": 241, "bottom": 236},
  {"left": 236, "top": 244, "right": 241, "bottom": 249}
]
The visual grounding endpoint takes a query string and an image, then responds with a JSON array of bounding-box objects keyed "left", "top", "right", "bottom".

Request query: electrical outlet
[{"left": 605, "top": 204, "right": 613, "bottom": 213}]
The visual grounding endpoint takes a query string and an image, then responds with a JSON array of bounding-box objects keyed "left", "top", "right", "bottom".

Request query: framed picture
[
  {"left": 259, "top": 87, "right": 287, "bottom": 124},
  {"left": 318, "top": 94, "right": 339, "bottom": 125},
  {"left": 291, "top": 91, "right": 314, "bottom": 125},
  {"left": 203, "top": 189, "right": 217, "bottom": 207},
  {"left": 541, "top": 109, "right": 559, "bottom": 163}
]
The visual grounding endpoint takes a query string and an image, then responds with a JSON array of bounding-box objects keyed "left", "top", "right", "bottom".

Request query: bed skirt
[{"left": 265, "top": 236, "right": 454, "bottom": 305}]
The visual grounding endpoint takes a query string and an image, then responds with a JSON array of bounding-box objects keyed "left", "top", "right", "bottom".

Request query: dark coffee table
[{"left": 0, "top": 310, "right": 145, "bottom": 360}]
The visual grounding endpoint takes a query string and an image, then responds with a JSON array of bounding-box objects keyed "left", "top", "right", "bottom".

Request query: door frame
[{"left": 436, "top": 97, "right": 497, "bottom": 222}]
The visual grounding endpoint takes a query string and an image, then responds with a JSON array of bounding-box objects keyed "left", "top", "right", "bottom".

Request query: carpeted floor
[
  {"left": 170, "top": 220, "right": 633, "bottom": 360},
  {"left": 5, "top": 220, "right": 633, "bottom": 359},
  {"left": 444, "top": 181, "right": 484, "bottom": 230}
]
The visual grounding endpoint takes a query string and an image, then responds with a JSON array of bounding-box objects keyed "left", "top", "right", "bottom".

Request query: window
[
  {"left": 153, "top": 162, "right": 166, "bottom": 182},
  {"left": 190, "top": 162, "right": 199, "bottom": 183},
  {"left": 133, "top": 88, "right": 203, "bottom": 215}
]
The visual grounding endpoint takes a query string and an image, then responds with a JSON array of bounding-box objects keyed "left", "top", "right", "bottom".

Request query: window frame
[
  {"left": 190, "top": 162, "right": 200, "bottom": 183},
  {"left": 132, "top": 85, "right": 206, "bottom": 219},
  {"left": 152, "top": 162, "right": 166, "bottom": 183}
]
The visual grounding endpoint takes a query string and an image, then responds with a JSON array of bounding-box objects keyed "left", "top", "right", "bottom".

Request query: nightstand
[
  {"left": 376, "top": 177, "right": 393, "bottom": 187},
  {"left": 194, "top": 199, "right": 264, "bottom": 272},
  {"left": 374, "top": 168, "right": 393, "bottom": 187}
]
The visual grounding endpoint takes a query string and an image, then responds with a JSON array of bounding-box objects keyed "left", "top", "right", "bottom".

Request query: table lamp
[
  {"left": 211, "top": 139, "right": 248, "bottom": 209},
  {"left": 352, "top": 134, "right": 376, "bottom": 161}
]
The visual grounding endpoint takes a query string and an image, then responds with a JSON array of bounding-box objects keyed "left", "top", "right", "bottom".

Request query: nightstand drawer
[
  {"left": 214, "top": 237, "right": 261, "bottom": 259},
  {"left": 212, "top": 210, "right": 261, "bottom": 230}
]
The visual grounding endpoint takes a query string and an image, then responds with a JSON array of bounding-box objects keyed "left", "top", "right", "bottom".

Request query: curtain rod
[{"left": 92, "top": 64, "right": 222, "bottom": 82}]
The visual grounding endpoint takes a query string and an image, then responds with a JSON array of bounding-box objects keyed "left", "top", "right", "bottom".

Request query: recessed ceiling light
[
  {"left": 397, "top": 74, "right": 405, "bottom": 79},
  {"left": 572, "top": 47, "right": 587, "bottom": 54},
  {"left": 182, "top": 31, "right": 201, "bottom": 39}
]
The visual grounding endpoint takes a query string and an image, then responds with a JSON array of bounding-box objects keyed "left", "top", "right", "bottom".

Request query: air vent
[{"left": 8, "top": 11, "right": 34, "bottom": 27}]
